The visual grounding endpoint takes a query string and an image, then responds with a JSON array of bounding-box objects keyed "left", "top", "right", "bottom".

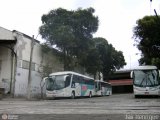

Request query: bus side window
[
  {"left": 159, "top": 70, "right": 160, "bottom": 82},
  {"left": 95, "top": 82, "right": 98, "bottom": 89},
  {"left": 72, "top": 75, "right": 77, "bottom": 88},
  {"left": 65, "top": 75, "right": 71, "bottom": 87},
  {"left": 81, "top": 77, "right": 85, "bottom": 84}
]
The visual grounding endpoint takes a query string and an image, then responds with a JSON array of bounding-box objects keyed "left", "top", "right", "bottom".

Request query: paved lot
[{"left": 0, "top": 94, "right": 160, "bottom": 120}]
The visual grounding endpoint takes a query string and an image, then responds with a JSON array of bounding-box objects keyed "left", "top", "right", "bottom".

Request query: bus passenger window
[
  {"left": 65, "top": 76, "right": 71, "bottom": 87},
  {"left": 71, "top": 81, "right": 75, "bottom": 88}
]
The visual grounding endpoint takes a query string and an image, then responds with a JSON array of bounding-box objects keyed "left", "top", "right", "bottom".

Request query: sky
[{"left": 0, "top": 0, "right": 160, "bottom": 70}]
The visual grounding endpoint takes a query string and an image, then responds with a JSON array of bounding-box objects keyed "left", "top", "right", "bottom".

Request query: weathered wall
[
  {"left": 0, "top": 27, "right": 16, "bottom": 94},
  {"left": 15, "top": 68, "right": 42, "bottom": 98},
  {"left": 0, "top": 27, "right": 65, "bottom": 98},
  {"left": 0, "top": 26, "right": 15, "bottom": 40},
  {"left": 0, "top": 47, "right": 12, "bottom": 94},
  {"left": 14, "top": 31, "right": 64, "bottom": 98}
]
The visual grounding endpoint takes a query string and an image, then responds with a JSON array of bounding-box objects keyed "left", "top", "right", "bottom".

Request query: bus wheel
[
  {"left": 101, "top": 92, "right": 103, "bottom": 96},
  {"left": 89, "top": 92, "right": 92, "bottom": 98},
  {"left": 71, "top": 91, "right": 75, "bottom": 99}
]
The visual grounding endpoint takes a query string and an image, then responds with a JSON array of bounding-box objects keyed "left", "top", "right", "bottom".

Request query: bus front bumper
[{"left": 46, "top": 90, "right": 70, "bottom": 98}]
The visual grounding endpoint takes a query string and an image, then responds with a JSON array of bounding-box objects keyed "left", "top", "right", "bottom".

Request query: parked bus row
[
  {"left": 44, "top": 71, "right": 112, "bottom": 99},
  {"left": 44, "top": 65, "right": 160, "bottom": 99},
  {"left": 131, "top": 65, "right": 160, "bottom": 98}
]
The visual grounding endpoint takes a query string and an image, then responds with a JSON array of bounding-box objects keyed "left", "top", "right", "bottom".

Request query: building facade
[
  {"left": 109, "top": 70, "right": 133, "bottom": 94},
  {"left": 0, "top": 26, "right": 64, "bottom": 98}
]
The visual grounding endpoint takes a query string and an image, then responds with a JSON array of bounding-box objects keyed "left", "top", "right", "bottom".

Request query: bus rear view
[{"left": 131, "top": 66, "right": 160, "bottom": 98}]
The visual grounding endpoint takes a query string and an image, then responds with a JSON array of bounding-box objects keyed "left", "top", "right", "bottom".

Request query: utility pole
[
  {"left": 27, "top": 35, "right": 35, "bottom": 100},
  {"left": 150, "top": 0, "right": 152, "bottom": 15}
]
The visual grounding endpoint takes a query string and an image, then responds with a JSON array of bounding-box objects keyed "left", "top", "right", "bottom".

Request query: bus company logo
[
  {"left": 82, "top": 85, "right": 87, "bottom": 90},
  {"left": 1, "top": 113, "right": 8, "bottom": 120}
]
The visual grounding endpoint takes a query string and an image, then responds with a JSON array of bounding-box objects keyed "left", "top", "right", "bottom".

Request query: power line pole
[
  {"left": 27, "top": 35, "right": 35, "bottom": 100},
  {"left": 150, "top": 0, "right": 152, "bottom": 15}
]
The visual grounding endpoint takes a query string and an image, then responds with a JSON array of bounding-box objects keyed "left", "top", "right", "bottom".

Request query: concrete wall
[
  {"left": 0, "top": 27, "right": 16, "bottom": 94},
  {"left": 13, "top": 31, "right": 64, "bottom": 98},
  {"left": 0, "top": 47, "right": 12, "bottom": 93},
  {"left": 0, "top": 26, "right": 15, "bottom": 40},
  {"left": 15, "top": 68, "right": 42, "bottom": 98}
]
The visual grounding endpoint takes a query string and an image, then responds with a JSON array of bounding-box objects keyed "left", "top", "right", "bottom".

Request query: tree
[
  {"left": 39, "top": 7, "right": 126, "bottom": 79},
  {"left": 133, "top": 15, "right": 160, "bottom": 68},
  {"left": 85, "top": 37, "right": 126, "bottom": 80},
  {"left": 84, "top": 46, "right": 102, "bottom": 78},
  {"left": 39, "top": 7, "right": 99, "bottom": 70}
]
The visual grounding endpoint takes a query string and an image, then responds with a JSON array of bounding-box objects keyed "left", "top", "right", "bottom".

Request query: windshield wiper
[
  {"left": 140, "top": 77, "right": 145, "bottom": 86},
  {"left": 147, "top": 76, "right": 153, "bottom": 86}
]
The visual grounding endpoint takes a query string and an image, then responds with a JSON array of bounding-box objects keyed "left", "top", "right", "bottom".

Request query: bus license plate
[{"left": 145, "top": 92, "right": 149, "bottom": 95}]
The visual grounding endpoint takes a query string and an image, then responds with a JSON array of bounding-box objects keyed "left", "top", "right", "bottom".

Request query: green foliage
[
  {"left": 84, "top": 47, "right": 102, "bottom": 77},
  {"left": 85, "top": 37, "right": 126, "bottom": 80},
  {"left": 151, "top": 58, "right": 160, "bottom": 68},
  {"left": 39, "top": 7, "right": 126, "bottom": 79},
  {"left": 133, "top": 15, "right": 160, "bottom": 68},
  {"left": 39, "top": 7, "right": 99, "bottom": 70}
]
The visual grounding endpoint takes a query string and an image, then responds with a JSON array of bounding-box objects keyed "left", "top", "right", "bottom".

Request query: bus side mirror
[
  {"left": 130, "top": 71, "right": 133, "bottom": 78},
  {"left": 40, "top": 77, "right": 48, "bottom": 88}
]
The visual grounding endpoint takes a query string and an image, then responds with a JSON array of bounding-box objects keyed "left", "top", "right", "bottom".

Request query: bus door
[
  {"left": 94, "top": 81, "right": 101, "bottom": 96},
  {"left": 72, "top": 75, "right": 81, "bottom": 96}
]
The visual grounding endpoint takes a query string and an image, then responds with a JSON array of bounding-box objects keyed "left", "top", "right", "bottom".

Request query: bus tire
[
  {"left": 101, "top": 92, "right": 103, "bottom": 96},
  {"left": 89, "top": 91, "right": 92, "bottom": 98},
  {"left": 71, "top": 91, "right": 75, "bottom": 99}
]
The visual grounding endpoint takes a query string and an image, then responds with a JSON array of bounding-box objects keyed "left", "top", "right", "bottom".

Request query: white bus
[
  {"left": 130, "top": 65, "right": 160, "bottom": 98},
  {"left": 45, "top": 71, "right": 95, "bottom": 99},
  {"left": 95, "top": 80, "right": 112, "bottom": 96}
]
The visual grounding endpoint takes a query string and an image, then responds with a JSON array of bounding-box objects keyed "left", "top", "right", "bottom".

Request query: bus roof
[
  {"left": 133, "top": 65, "right": 157, "bottom": 70},
  {"left": 49, "top": 71, "right": 94, "bottom": 80}
]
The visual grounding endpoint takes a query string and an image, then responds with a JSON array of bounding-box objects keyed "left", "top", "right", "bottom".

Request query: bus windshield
[
  {"left": 46, "top": 74, "right": 71, "bottom": 91},
  {"left": 133, "top": 69, "right": 159, "bottom": 87}
]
